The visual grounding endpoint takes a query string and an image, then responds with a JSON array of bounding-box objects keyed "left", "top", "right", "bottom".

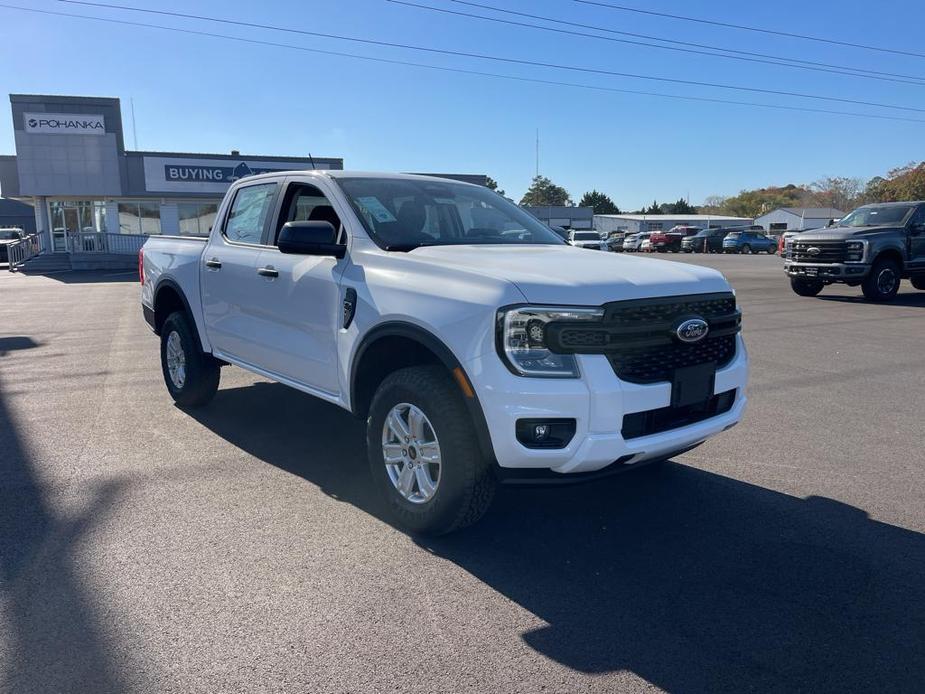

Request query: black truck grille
[
  {"left": 789, "top": 240, "right": 847, "bottom": 263},
  {"left": 622, "top": 389, "right": 737, "bottom": 439},
  {"left": 545, "top": 293, "right": 741, "bottom": 384}
]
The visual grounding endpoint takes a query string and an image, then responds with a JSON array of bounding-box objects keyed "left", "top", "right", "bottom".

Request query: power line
[
  {"left": 2, "top": 3, "right": 923, "bottom": 125},
  {"left": 51, "top": 0, "right": 925, "bottom": 114},
  {"left": 390, "top": 0, "right": 924, "bottom": 86},
  {"left": 442, "top": 0, "right": 925, "bottom": 85},
  {"left": 575, "top": 0, "right": 925, "bottom": 60}
]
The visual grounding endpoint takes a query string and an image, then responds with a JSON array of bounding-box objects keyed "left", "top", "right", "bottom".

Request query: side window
[
  {"left": 909, "top": 206, "right": 925, "bottom": 228},
  {"left": 224, "top": 183, "right": 277, "bottom": 244},
  {"left": 274, "top": 183, "right": 344, "bottom": 245}
]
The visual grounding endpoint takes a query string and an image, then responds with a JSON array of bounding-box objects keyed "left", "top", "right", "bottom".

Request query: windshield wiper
[{"left": 384, "top": 241, "right": 440, "bottom": 252}]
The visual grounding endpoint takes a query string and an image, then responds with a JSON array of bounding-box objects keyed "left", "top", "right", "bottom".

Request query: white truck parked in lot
[{"left": 140, "top": 171, "right": 748, "bottom": 534}]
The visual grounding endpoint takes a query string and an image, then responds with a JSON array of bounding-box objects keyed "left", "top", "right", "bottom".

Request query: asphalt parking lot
[{"left": 1, "top": 254, "right": 923, "bottom": 693}]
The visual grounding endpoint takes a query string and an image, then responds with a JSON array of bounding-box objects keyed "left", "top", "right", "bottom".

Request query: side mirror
[{"left": 278, "top": 221, "right": 345, "bottom": 258}]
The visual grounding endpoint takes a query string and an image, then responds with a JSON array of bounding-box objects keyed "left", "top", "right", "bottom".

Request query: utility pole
[
  {"left": 535, "top": 128, "right": 539, "bottom": 178},
  {"left": 130, "top": 97, "right": 138, "bottom": 149}
]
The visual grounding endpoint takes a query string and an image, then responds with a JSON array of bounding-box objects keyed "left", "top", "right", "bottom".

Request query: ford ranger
[
  {"left": 784, "top": 201, "right": 925, "bottom": 301},
  {"left": 140, "top": 171, "right": 748, "bottom": 534}
]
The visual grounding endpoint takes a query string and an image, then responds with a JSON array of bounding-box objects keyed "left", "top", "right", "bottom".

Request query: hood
[
  {"left": 794, "top": 225, "right": 901, "bottom": 241},
  {"left": 408, "top": 244, "right": 731, "bottom": 304}
]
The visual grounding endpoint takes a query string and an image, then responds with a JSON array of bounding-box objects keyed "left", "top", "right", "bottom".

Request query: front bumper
[
  {"left": 465, "top": 334, "right": 748, "bottom": 475},
  {"left": 785, "top": 262, "right": 870, "bottom": 280}
]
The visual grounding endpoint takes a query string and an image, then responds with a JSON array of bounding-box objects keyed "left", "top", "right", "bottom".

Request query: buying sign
[
  {"left": 24, "top": 112, "right": 105, "bottom": 135},
  {"left": 143, "top": 156, "right": 330, "bottom": 193}
]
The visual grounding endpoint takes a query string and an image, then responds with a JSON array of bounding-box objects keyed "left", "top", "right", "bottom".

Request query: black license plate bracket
[{"left": 671, "top": 362, "right": 716, "bottom": 408}]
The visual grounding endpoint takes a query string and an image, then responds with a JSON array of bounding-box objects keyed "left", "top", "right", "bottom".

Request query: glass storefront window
[
  {"left": 117, "top": 201, "right": 161, "bottom": 235},
  {"left": 139, "top": 203, "right": 161, "bottom": 235},
  {"left": 177, "top": 203, "right": 218, "bottom": 237},
  {"left": 47, "top": 200, "right": 109, "bottom": 251}
]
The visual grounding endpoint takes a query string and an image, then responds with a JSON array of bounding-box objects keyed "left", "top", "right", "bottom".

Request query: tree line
[{"left": 498, "top": 162, "right": 925, "bottom": 217}]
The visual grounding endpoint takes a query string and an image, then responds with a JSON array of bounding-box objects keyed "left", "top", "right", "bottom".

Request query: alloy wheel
[
  {"left": 165, "top": 330, "right": 186, "bottom": 389},
  {"left": 381, "top": 403, "right": 442, "bottom": 504}
]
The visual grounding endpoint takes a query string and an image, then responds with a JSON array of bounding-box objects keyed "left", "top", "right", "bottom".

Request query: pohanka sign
[{"left": 23, "top": 112, "right": 105, "bottom": 135}]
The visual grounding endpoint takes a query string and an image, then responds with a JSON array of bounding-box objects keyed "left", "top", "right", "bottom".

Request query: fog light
[{"left": 516, "top": 418, "right": 577, "bottom": 449}]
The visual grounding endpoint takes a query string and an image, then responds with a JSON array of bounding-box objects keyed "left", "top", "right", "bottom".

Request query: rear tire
[
  {"left": 790, "top": 277, "right": 824, "bottom": 297},
  {"left": 160, "top": 311, "right": 220, "bottom": 408},
  {"left": 861, "top": 258, "right": 901, "bottom": 302},
  {"left": 367, "top": 366, "right": 496, "bottom": 535},
  {"left": 911, "top": 276, "right": 925, "bottom": 290}
]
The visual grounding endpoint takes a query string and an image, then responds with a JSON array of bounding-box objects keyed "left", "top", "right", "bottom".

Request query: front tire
[
  {"left": 367, "top": 366, "right": 496, "bottom": 535},
  {"left": 160, "top": 311, "right": 220, "bottom": 408},
  {"left": 742, "top": 245, "right": 752, "bottom": 254},
  {"left": 790, "top": 277, "right": 824, "bottom": 297},
  {"left": 861, "top": 258, "right": 901, "bottom": 302},
  {"left": 910, "top": 276, "right": 925, "bottom": 290}
]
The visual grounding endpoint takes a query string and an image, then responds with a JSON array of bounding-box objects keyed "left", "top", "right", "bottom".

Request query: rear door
[
  {"left": 200, "top": 180, "right": 280, "bottom": 365},
  {"left": 248, "top": 176, "right": 348, "bottom": 396},
  {"left": 907, "top": 205, "right": 925, "bottom": 272}
]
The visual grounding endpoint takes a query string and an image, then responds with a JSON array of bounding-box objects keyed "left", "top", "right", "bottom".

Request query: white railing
[
  {"left": 6, "top": 233, "right": 48, "bottom": 270},
  {"left": 67, "top": 232, "right": 148, "bottom": 255}
]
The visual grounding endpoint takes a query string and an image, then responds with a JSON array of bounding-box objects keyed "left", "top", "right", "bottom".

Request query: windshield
[
  {"left": 573, "top": 232, "right": 599, "bottom": 241},
  {"left": 0, "top": 229, "right": 21, "bottom": 240},
  {"left": 725, "top": 232, "right": 741, "bottom": 239},
  {"left": 839, "top": 204, "right": 914, "bottom": 227},
  {"left": 336, "top": 177, "right": 565, "bottom": 250}
]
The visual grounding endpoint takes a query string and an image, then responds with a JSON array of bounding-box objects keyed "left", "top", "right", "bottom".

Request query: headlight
[
  {"left": 845, "top": 240, "right": 867, "bottom": 262},
  {"left": 497, "top": 306, "right": 603, "bottom": 378}
]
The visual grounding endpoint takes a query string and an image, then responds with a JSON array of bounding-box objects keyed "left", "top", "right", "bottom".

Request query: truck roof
[
  {"left": 232, "top": 170, "right": 483, "bottom": 187},
  {"left": 857, "top": 200, "right": 925, "bottom": 207}
]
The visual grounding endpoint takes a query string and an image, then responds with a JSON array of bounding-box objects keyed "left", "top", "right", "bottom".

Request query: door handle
[
  {"left": 205, "top": 258, "right": 222, "bottom": 269},
  {"left": 257, "top": 266, "right": 279, "bottom": 278}
]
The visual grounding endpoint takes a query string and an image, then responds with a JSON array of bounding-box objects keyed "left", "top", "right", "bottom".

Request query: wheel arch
[
  {"left": 871, "top": 246, "right": 905, "bottom": 271},
  {"left": 152, "top": 277, "right": 212, "bottom": 356},
  {"left": 350, "top": 322, "right": 496, "bottom": 462}
]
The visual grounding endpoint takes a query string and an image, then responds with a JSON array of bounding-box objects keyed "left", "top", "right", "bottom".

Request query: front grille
[
  {"left": 609, "top": 334, "right": 736, "bottom": 383},
  {"left": 545, "top": 293, "right": 741, "bottom": 384},
  {"left": 789, "top": 240, "right": 847, "bottom": 263},
  {"left": 622, "top": 389, "right": 737, "bottom": 439}
]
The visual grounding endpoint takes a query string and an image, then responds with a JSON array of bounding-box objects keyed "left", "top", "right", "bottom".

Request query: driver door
[
  {"left": 908, "top": 205, "right": 925, "bottom": 272},
  {"left": 247, "top": 176, "right": 348, "bottom": 396}
]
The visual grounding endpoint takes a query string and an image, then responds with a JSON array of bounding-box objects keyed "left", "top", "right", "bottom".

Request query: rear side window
[{"left": 224, "top": 183, "right": 277, "bottom": 244}]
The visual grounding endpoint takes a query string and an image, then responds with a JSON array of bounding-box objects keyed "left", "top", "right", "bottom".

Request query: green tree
[
  {"left": 720, "top": 184, "right": 811, "bottom": 218},
  {"left": 809, "top": 176, "right": 863, "bottom": 212},
  {"left": 520, "top": 175, "right": 572, "bottom": 206},
  {"left": 485, "top": 176, "right": 505, "bottom": 197},
  {"left": 638, "top": 200, "right": 660, "bottom": 215},
  {"left": 663, "top": 197, "right": 697, "bottom": 214},
  {"left": 865, "top": 162, "right": 925, "bottom": 202},
  {"left": 578, "top": 190, "right": 620, "bottom": 214},
  {"left": 700, "top": 195, "right": 728, "bottom": 214}
]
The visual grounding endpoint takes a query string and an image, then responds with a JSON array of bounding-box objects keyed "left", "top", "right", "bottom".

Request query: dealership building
[{"left": 0, "top": 94, "right": 343, "bottom": 260}]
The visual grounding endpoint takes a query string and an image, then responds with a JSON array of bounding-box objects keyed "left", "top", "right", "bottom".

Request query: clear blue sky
[{"left": 1, "top": 0, "right": 923, "bottom": 209}]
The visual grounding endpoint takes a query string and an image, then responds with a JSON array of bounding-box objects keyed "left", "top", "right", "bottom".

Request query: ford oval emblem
[
  {"left": 806, "top": 246, "right": 821, "bottom": 255},
  {"left": 675, "top": 317, "right": 709, "bottom": 343}
]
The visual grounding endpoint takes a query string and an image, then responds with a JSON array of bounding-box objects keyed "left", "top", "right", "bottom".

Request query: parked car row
[{"left": 619, "top": 225, "right": 777, "bottom": 254}]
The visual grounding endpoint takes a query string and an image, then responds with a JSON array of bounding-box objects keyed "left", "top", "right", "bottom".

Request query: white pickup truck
[{"left": 140, "top": 171, "right": 748, "bottom": 534}]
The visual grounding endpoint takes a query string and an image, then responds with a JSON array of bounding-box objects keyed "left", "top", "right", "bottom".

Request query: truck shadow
[
  {"left": 815, "top": 291, "right": 925, "bottom": 307},
  {"left": 193, "top": 381, "right": 925, "bottom": 692}
]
